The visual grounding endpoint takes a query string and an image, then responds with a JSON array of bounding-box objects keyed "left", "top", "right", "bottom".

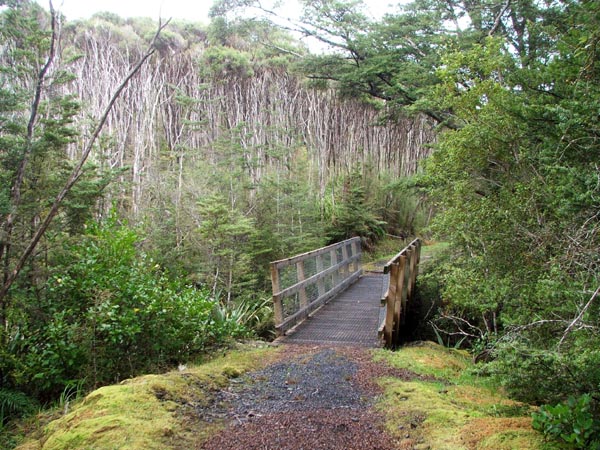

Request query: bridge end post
[{"left": 270, "top": 263, "right": 284, "bottom": 336}]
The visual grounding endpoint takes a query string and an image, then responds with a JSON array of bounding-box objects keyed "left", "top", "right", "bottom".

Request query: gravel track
[{"left": 198, "top": 344, "right": 424, "bottom": 450}]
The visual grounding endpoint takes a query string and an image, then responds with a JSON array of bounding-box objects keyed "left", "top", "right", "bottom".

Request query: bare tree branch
[
  {"left": 0, "top": 18, "right": 171, "bottom": 303},
  {"left": 558, "top": 284, "right": 600, "bottom": 350},
  {"left": 488, "top": 0, "right": 511, "bottom": 37}
]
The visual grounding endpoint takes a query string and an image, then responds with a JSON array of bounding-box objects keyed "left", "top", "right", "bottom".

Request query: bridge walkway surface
[{"left": 279, "top": 273, "right": 387, "bottom": 348}]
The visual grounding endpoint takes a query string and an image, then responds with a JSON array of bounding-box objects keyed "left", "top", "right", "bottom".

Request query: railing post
[
  {"left": 270, "top": 263, "right": 283, "bottom": 336},
  {"left": 384, "top": 263, "right": 398, "bottom": 346},
  {"left": 296, "top": 260, "right": 308, "bottom": 309},
  {"left": 316, "top": 254, "right": 325, "bottom": 298},
  {"left": 341, "top": 242, "right": 349, "bottom": 280},
  {"left": 351, "top": 238, "right": 360, "bottom": 273},
  {"left": 330, "top": 248, "right": 338, "bottom": 287},
  {"left": 407, "top": 244, "right": 417, "bottom": 302},
  {"left": 408, "top": 240, "right": 421, "bottom": 298}
]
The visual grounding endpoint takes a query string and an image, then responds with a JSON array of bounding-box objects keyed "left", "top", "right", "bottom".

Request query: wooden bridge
[{"left": 270, "top": 237, "right": 422, "bottom": 348}]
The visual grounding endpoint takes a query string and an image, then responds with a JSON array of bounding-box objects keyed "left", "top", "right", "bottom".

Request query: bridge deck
[{"left": 279, "top": 273, "right": 387, "bottom": 348}]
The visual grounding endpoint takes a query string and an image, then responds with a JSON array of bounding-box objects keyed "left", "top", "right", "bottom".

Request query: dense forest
[{"left": 1, "top": 0, "right": 599, "bottom": 447}]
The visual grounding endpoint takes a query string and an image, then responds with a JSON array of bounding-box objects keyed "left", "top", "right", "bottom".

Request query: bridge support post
[
  {"left": 379, "top": 238, "right": 422, "bottom": 348},
  {"left": 394, "top": 255, "right": 407, "bottom": 337}
]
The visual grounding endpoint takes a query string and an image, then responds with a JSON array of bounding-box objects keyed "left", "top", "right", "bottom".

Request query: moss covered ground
[
  {"left": 374, "top": 341, "right": 558, "bottom": 449},
  {"left": 11, "top": 341, "right": 556, "bottom": 449},
  {"left": 14, "top": 344, "right": 280, "bottom": 450}
]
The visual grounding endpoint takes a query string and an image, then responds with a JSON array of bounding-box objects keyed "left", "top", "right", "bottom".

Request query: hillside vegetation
[{"left": 1, "top": 0, "right": 599, "bottom": 448}]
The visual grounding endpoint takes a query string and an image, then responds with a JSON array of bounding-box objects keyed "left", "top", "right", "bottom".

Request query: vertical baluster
[
  {"left": 296, "top": 260, "right": 308, "bottom": 309},
  {"left": 385, "top": 262, "right": 398, "bottom": 347},
  {"left": 341, "top": 242, "right": 349, "bottom": 280},
  {"left": 351, "top": 238, "right": 361, "bottom": 273},
  {"left": 330, "top": 248, "right": 338, "bottom": 288},
  {"left": 395, "top": 255, "right": 407, "bottom": 339},
  {"left": 316, "top": 254, "right": 325, "bottom": 299}
]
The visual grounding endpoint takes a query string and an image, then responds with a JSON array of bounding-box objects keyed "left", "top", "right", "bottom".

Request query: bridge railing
[
  {"left": 270, "top": 237, "right": 362, "bottom": 336},
  {"left": 379, "top": 238, "right": 421, "bottom": 348}
]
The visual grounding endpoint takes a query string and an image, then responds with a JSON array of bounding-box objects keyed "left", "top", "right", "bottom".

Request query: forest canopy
[{"left": 1, "top": 0, "right": 599, "bottom": 447}]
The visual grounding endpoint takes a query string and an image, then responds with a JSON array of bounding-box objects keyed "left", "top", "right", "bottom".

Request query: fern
[{"left": 0, "top": 389, "right": 34, "bottom": 426}]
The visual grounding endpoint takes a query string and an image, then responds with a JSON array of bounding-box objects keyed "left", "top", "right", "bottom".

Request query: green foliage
[
  {"left": 325, "top": 167, "right": 386, "bottom": 249},
  {"left": 412, "top": 0, "right": 600, "bottom": 415},
  {"left": 8, "top": 214, "right": 246, "bottom": 400},
  {"left": 533, "top": 395, "right": 600, "bottom": 449},
  {"left": 0, "top": 388, "right": 35, "bottom": 427},
  {"left": 197, "top": 193, "right": 258, "bottom": 297},
  {"left": 211, "top": 296, "right": 274, "bottom": 339},
  {"left": 199, "top": 46, "right": 254, "bottom": 79},
  {"left": 487, "top": 342, "right": 600, "bottom": 406}
]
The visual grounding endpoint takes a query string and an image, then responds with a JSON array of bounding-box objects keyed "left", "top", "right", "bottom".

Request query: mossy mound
[
  {"left": 16, "top": 345, "right": 279, "bottom": 450},
  {"left": 374, "top": 341, "right": 557, "bottom": 450}
]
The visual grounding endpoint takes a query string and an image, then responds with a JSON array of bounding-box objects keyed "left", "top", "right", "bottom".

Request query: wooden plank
[
  {"left": 296, "top": 260, "right": 308, "bottom": 309},
  {"left": 330, "top": 248, "right": 339, "bottom": 287},
  {"left": 408, "top": 242, "right": 420, "bottom": 300},
  {"left": 394, "top": 255, "right": 407, "bottom": 338},
  {"left": 271, "top": 237, "right": 361, "bottom": 270},
  {"left": 384, "top": 263, "right": 398, "bottom": 347},
  {"left": 351, "top": 239, "right": 360, "bottom": 272},
  {"left": 316, "top": 254, "right": 325, "bottom": 298},
  {"left": 401, "top": 251, "right": 411, "bottom": 326},
  {"left": 341, "top": 243, "right": 349, "bottom": 278},
  {"left": 271, "top": 264, "right": 283, "bottom": 335},
  {"left": 274, "top": 255, "right": 360, "bottom": 298}
]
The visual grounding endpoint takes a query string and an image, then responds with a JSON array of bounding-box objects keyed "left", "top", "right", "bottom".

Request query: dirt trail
[{"left": 199, "top": 344, "right": 425, "bottom": 450}]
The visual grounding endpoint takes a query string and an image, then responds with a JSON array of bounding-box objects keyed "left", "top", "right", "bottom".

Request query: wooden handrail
[
  {"left": 270, "top": 237, "right": 362, "bottom": 335},
  {"left": 379, "top": 238, "right": 421, "bottom": 348}
]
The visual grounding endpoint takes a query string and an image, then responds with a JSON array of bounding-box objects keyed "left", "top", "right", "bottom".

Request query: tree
[
  {"left": 325, "top": 166, "right": 386, "bottom": 249},
  {"left": 0, "top": 2, "right": 169, "bottom": 314},
  {"left": 422, "top": 0, "right": 600, "bottom": 408}
]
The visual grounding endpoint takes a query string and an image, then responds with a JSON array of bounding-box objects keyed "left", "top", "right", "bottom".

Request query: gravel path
[{"left": 199, "top": 345, "right": 425, "bottom": 450}]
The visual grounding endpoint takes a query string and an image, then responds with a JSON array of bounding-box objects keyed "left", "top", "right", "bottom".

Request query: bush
[
  {"left": 533, "top": 395, "right": 600, "bottom": 449},
  {"left": 11, "top": 215, "right": 247, "bottom": 400},
  {"left": 487, "top": 342, "right": 600, "bottom": 405}
]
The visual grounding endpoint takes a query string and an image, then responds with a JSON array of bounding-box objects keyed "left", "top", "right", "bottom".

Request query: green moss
[
  {"left": 478, "top": 428, "right": 550, "bottom": 449},
  {"left": 17, "top": 345, "right": 279, "bottom": 450},
  {"left": 375, "top": 342, "right": 555, "bottom": 449},
  {"left": 38, "top": 384, "right": 177, "bottom": 450},
  {"left": 375, "top": 341, "right": 471, "bottom": 382}
]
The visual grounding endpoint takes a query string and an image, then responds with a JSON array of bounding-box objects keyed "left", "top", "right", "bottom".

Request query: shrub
[
  {"left": 12, "top": 215, "right": 246, "bottom": 400},
  {"left": 533, "top": 395, "right": 600, "bottom": 449}
]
